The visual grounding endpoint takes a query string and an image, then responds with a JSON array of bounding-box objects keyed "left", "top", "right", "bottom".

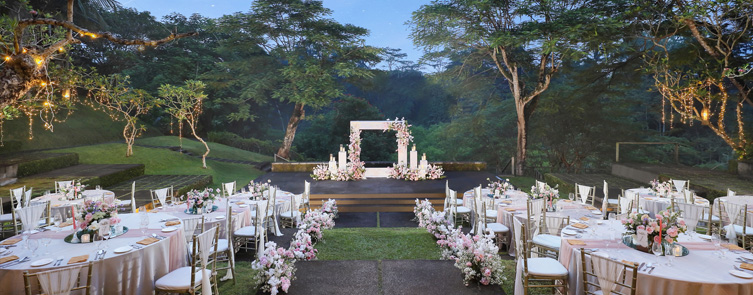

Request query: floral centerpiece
[
  {"left": 439, "top": 231, "right": 507, "bottom": 286},
  {"left": 321, "top": 199, "right": 338, "bottom": 217},
  {"left": 183, "top": 188, "right": 219, "bottom": 214},
  {"left": 61, "top": 180, "right": 87, "bottom": 200},
  {"left": 386, "top": 117, "right": 413, "bottom": 149},
  {"left": 621, "top": 209, "right": 687, "bottom": 253},
  {"left": 650, "top": 179, "right": 673, "bottom": 197},
  {"left": 487, "top": 178, "right": 512, "bottom": 195},
  {"left": 530, "top": 183, "right": 559, "bottom": 211},
  {"left": 252, "top": 241, "right": 296, "bottom": 295},
  {"left": 247, "top": 180, "right": 271, "bottom": 200},
  {"left": 298, "top": 210, "right": 335, "bottom": 243},
  {"left": 74, "top": 199, "right": 121, "bottom": 241}
]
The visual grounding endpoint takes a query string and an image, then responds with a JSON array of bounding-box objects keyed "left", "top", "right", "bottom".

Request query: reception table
[
  {"left": 0, "top": 212, "right": 186, "bottom": 295},
  {"left": 32, "top": 190, "right": 119, "bottom": 218},
  {"left": 626, "top": 188, "right": 710, "bottom": 218}
]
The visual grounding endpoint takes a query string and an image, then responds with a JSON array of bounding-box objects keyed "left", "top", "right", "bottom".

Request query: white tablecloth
[
  {"left": 229, "top": 190, "right": 293, "bottom": 236},
  {"left": 627, "top": 188, "right": 709, "bottom": 218},
  {"left": 0, "top": 212, "right": 186, "bottom": 295}
]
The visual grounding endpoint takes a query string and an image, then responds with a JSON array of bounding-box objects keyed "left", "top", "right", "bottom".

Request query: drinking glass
[
  {"left": 41, "top": 238, "right": 51, "bottom": 256},
  {"left": 568, "top": 193, "right": 575, "bottom": 202},
  {"left": 98, "top": 224, "right": 110, "bottom": 250},
  {"left": 28, "top": 239, "right": 39, "bottom": 258},
  {"left": 664, "top": 244, "right": 675, "bottom": 266},
  {"left": 651, "top": 241, "right": 663, "bottom": 265},
  {"left": 53, "top": 213, "right": 63, "bottom": 233},
  {"left": 140, "top": 213, "right": 150, "bottom": 238},
  {"left": 712, "top": 233, "right": 722, "bottom": 256}
]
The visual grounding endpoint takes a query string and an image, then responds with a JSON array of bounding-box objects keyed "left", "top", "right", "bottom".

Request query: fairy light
[
  {"left": 3, "top": 56, "right": 9, "bottom": 61},
  {"left": 63, "top": 89, "right": 70, "bottom": 98},
  {"left": 22, "top": 48, "right": 27, "bottom": 53},
  {"left": 35, "top": 58, "right": 43, "bottom": 65},
  {"left": 90, "top": 33, "right": 98, "bottom": 38}
]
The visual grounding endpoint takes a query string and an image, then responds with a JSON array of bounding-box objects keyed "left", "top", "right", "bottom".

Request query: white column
[
  {"left": 398, "top": 144, "right": 407, "bottom": 166},
  {"left": 409, "top": 145, "right": 418, "bottom": 170}
]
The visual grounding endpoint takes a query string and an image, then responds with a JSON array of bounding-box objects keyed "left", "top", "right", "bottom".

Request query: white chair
[
  {"left": 235, "top": 200, "right": 268, "bottom": 254},
  {"left": 130, "top": 181, "right": 137, "bottom": 213},
  {"left": 514, "top": 218, "right": 569, "bottom": 295},
  {"left": 575, "top": 183, "right": 595, "bottom": 206},
  {"left": 450, "top": 189, "right": 470, "bottom": 225},
  {"left": 722, "top": 202, "right": 753, "bottom": 249},
  {"left": 280, "top": 193, "right": 302, "bottom": 228},
  {"left": 156, "top": 226, "right": 219, "bottom": 295},
  {"left": 581, "top": 250, "right": 638, "bottom": 295},
  {"left": 23, "top": 188, "right": 32, "bottom": 207},
  {"left": 302, "top": 181, "right": 311, "bottom": 213},
  {"left": 16, "top": 202, "right": 47, "bottom": 234},
  {"left": 215, "top": 198, "right": 236, "bottom": 283},
  {"left": 183, "top": 216, "right": 206, "bottom": 245},
  {"left": 671, "top": 179, "right": 689, "bottom": 193},
  {"left": 150, "top": 186, "right": 173, "bottom": 209},
  {"left": 624, "top": 190, "right": 648, "bottom": 215},
  {"left": 532, "top": 212, "right": 569, "bottom": 259},
  {"left": 618, "top": 196, "right": 632, "bottom": 215},
  {"left": 23, "top": 261, "right": 94, "bottom": 295},
  {"left": 601, "top": 181, "right": 618, "bottom": 218},
  {"left": 221, "top": 181, "right": 236, "bottom": 197},
  {"left": 477, "top": 201, "right": 509, "bottom": 250},
  {"left": 677, "top": 202, "right": 704, "bottom": 233},
  {"left": 54, "top": 181, "right": 73, "bottom": 194}
]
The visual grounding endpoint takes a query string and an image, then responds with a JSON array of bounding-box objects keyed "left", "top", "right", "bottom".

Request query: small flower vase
[{"left": 197, "top": 207, "right": 203, "bottom": 214}]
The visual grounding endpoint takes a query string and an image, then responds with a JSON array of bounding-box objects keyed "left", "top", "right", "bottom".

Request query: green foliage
[
  {"left": 13, "top": 153, "right": 79, "bottom": 177},
  {"left": 87, "top": 164, "right": 145, "bottom": 188},
  {"left": 207, "top": 131, "right": 279, "bottom": 157},
  {"left": 137, "top": 136, "right": 273, "bottom": 163},
  {"left": 315, "top": 227, "right": 441, "bottom": 260}
]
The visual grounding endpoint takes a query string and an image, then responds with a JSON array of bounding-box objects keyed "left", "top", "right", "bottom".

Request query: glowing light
[
  {"left": 90, "top": 33, "right": 98, "bottom": 38},
  {"left": 701, "top": 107, "right": 710, "bottom": 124},
  {"left": 40, "top": 81, "right": 47, "bottom": 86},
  {"left": 63, "top": 89, "right": 71, "bottom": 98},
  {"left": 3, "top": 56, "right": 9, "bottom": 61},
  {"left": 22, "top": 48, "right": 27, "bottom": 53},
  {"left": 43, "top": 101, "right": 49, "bottom": 106},
  {"left": 35, "top": 58, "right": 43, "bottom": 65},
  {"left": 59, "top": 47, "right": 65, "bottom": 52}
]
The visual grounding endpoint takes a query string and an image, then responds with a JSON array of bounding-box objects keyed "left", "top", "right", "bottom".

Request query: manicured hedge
[
  {"left": 207, "top": 131, "right": 278, "bottom": 156},
  {"left": 17, "top": 153, "right": 79, "bottom": 177},
  {"left": 175, "top": 175, "right": 213, "bottom": 197}
]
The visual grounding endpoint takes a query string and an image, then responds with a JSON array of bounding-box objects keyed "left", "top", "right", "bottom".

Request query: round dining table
[
  {"left": 32, "top": 190, "right": 119, "bottom": 219},
  {"left": 0, "top": 212, "right": 186, "bottom": 295},
  {"left": 553, "top": 219, "right": 753, "bottom": 295},
  {"left": 626, "top": 188, "right": 710, "bottom": 218}
]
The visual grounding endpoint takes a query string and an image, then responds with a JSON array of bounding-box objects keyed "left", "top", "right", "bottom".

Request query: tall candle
[
  {"left": 329, "top": 154, "right": 337, "bottom": 174},
  {"left": 338, "top": 146, "right": 347, "bottom": 171},
  {"left": 71, "top": 206, "right": 76, "bottom": 229},
  {"left": 410, "top": 146, "right": 418, "bottom": 170}
]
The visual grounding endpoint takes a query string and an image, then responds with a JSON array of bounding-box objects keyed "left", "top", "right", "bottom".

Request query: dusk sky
[{"left": 121, "top": 0, "right": 432, "bottom": 69}]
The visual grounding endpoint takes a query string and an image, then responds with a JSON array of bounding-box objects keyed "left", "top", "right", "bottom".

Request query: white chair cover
[
  {"left": 672, "top": 180, "right": 687, "bottom": 193},
  {"left": 724, "top": 202, "right": 744, "bottom": 240},
  {"left": 619, "top": 197, "right": 632, "bottom": 214},
  {"left": 513, "top": 217, "right": 524, "bottom": 256},
  {"left": 183, "top": 217, "right": 204, "bottom": 244},
  {"left": 683, "top": 190, "right": 693, "bottom": 204},
  {"left": 591, "top": 253, "right": 624, "bottom": 294},
  {"left": 36, "top": 265, "right": 82, "bottom": 295},
  {"left": 223, "top": 182, "right": 236, "bottom": 197},
  {"left": 543, "top": 216, "right": 563, "bottom": 235},
  {"left": 56, "top": 181, "right": 73, "bottom": 193},
  {"left": 196, "top": 227, "right": 217, "bottom": 295},
  {"left": 221, "top": 199, "right": 235, "bottom": 281},
  {"left": 624, "top": 190, "right": 640, "bottom": 211},
  {"left": 677, "top": 202, "right": 703, "bottom": 232},
  {"left": 577, "top": 185, "right": 592, "bottom": 205},
  {"left": 535, "top": 180, "right": 546, "bottom": 192},
  {"left": 529, "top": 199, "right": 544, "bottom": 224},
  {"left": 154, "top": 188, "right": 169, "bottom": 207},
  {"left": 16, "top": 203, "right": 46, "bottom": 232},
  {"left": 11, "top": 187, "right": 24, "bottom": 209},
  {"left": 24, "top": 189, "right": 32, "bottom": 207},
  {"left": 130, "top": 181, "right": 137, "bottom": 213},
  {"left": 728, "top": 189, "right": 736, "bottom": 197},
  {"left": 601, "top": 181, "right": 609, "bottom": 214}
]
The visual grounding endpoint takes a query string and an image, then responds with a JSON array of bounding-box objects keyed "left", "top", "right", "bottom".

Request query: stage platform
[{"left": 255, "top": 171, "right": 497, "bottom": 212}]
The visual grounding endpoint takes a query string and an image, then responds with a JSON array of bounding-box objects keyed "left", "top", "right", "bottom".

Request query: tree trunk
[
  {"left": 188, "top": 121, "right": 210, "bottom": 168},
  {"left": 124, "top": 121, "right": 134, "bottom": 157},
  {"left": 276, "top": 102, "right": 305, "bottom": 160},
  {"left": 515, "top": 106, "right": 528, "bottom": 176},
  {"left": 0, "top": 54, "right": 42, "bottom": 117}
]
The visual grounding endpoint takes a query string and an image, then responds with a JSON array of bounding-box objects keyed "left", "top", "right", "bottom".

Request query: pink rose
[
  {"left": 480, "top": 277, "right": 490, "bottom": 285},
  {"left": 281, "top": 277, "right": 291, "bottom": 292},
  {"left": 667, "top": 226, "right": 678, "bottom": 238},
  {"left": 653, "top": 235, "right": 661, "bottom": 244},
  {"left": 484, "top": 268, "right": 492, "bottom": 276},
  {"left": 637, "top": 225, "right": 645, "bottom": 231},
  {"left": 466, "top": 262, "right": 472, "bottom": 267}
]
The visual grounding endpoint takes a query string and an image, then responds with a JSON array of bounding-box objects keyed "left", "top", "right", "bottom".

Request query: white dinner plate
[
  {"left": 591, "top": 210, "right": 602, "bottom": 215},
  {"left": 114, "top": 246, "right": 133, "bottom": 254},
  {"left": 215, "top": 215, "right": 225, "bottom": 220},
  {"left": 730, "top": 270, "right": 753, "bottom": 279},
  {"left": 161, "top": 226, "right": 178, "bottom": 233},
  {"left": 30, "top": 258, "right": 54, "bottom": 267},
  {"left": 562, "top": 229, "right": 577, "bottom": 236},
  {"left": 156, "top": 206, "right": 163, "bottom": 210},
  {"left": 596, "top": 220, "right": 604, "bottom": 225},
  {"left": 238, "top": 204, "right": 248, "bottom": 208},
  {"left": 698, "top": 234, "right": 712, "bottom": 240},
  {"left": 740, "top": 255, "right": 753, "bottom": 261}
]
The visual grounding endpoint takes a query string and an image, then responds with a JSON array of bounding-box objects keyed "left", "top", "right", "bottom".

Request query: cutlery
[
  {"left": 54, "top": 256, "right": 64, "bottom": 266},
  {"left": 99, "top": 250, "right": 107, "bottom": 260},
  {"left": 1, "top": 256, "right": 29, "bottom": 268},
  {"left": 648, "top": 265, "right": 656, "bottom": 274},
  {"left": 131, "top": 244, "right": 142, "bottom": 250},
  {"left": 151, "top": 234, "right": 166, "bottom": 240},
  {"left": 96, "top": 250, "right": 104, "bottom": 260},
  {"left": 159, "top": 218, "right": 180, "bottom": 222},
  {"left": 638, "top": 262, "right": 646, "bottom": 272}
]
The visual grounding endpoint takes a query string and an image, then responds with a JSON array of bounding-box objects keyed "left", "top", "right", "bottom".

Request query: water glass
[
  {"left": 28, "top": 239, "right": 39, "bottom": 258},
  {"left": 41, "top": 238, "right": 51, "bottom": 256},
  {"left": 140, "top": 213, "right": 150, "bottom": 238},
  {"left": 651, "top": 242, "right": 663, "bottom": 264},
  {"left": 568, "top": 193, "right": 575, "bottom": 202},
  {"left": 664, "top": 245, "right": 675, "bottom": 266}
]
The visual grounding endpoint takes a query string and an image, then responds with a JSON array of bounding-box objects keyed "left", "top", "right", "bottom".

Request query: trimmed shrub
[{"left": 17, "top": 153, "right": 79, "bottom": 177}]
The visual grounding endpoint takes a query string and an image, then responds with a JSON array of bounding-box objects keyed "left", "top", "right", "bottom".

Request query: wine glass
[
  {"left": 712, "top": 233, "right": 722, "bottom": 256},
  {"left": 27, "top": 239, "right": 39, "bottom": 258},
  {"left": 568, "top": 193, "right": 575, "bottom": 202},
  {"left": 651, "top": 241, "right": 663, "bottom": 265},
  {"left": 140, "top": 213, "right": 150, "bottom": 238},
  {"left": 98, "top": 223, "right": 111, "bottom": 250},
  {"left": 41, "top": 238, "right": 51, "bottom": 256},
  {"left": 52, "top": 213, "right": 63, "bottom": 233}
]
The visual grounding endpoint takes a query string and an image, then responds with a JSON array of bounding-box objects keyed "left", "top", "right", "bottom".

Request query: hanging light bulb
[
  {"left": 63, "top": 89, "right": 71, "bottom": 99},
  {"left": 701, "top": 107, "right": 710, "bottom": 125},
  {"left": 3, "top": 56, "right": 9, "bottom": 61}
]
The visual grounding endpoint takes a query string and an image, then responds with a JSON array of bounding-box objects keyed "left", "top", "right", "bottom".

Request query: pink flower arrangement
[
  {"left": 622, "top": 208, "right": 687, "bottom": 247},
  {"left": 387, "top": 163, "right": 444, "bottom": 181},
  {"left": 74, "top": 199, "right": 120, "bottom": 235},
  {"left": 246, "top": 180, "right": 270, "bottom": 199},
  {"left": 311, "top": 128, "right": 365, "bottom": 181},
  {"left": 251, "top": 241, "right": 296, "bottom": 295}
]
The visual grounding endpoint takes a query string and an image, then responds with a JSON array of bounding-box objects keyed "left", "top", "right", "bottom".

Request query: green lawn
[
  {"left": 217, "top": 261, "right": 260, "bottom": 294},
  {"left": 507, "top": 176, "right": 536, "bottom": 193},
  {"left": 50, "top": 143, "right": 264, "bottom": 187},
  {"left": 315, "top": 227, "right": 441, "bottom": 260},
  {"left": 137, "top": 136, "right": 273, "bottom": 162}
]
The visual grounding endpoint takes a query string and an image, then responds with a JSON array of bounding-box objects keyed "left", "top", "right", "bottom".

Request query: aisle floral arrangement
[
  {"left": 247, "top": 180, "right": 271, "bottom": 199},
  {"left": 75, "top": 199, "right": 121, "bottom": 239},
  {"left": 413, "top": 199, "right": 506, "bottom": 286},
  {"left": 252, "top": 200, "right": 338, "bottom": 294},
  {"left": 621, "top": 209, "right": 687, "bottom": 250},
  {"left": 321, "top": 199, "right": 338, "bottom": 217},
  {"left": 183, "top": 188, "right": 219, "bottom": 214},
  {"left": 61, "top": 180, "right": 86, "bottom": 200},
  {"left": 650, "top": 179, "right": 673, "bottom": 197}
]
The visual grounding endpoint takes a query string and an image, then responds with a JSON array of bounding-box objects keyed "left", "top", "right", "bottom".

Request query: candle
[
  {"left": 81, "top": 234, "right": 90, "bottom": 243},
  {"left": 412, "top": 145, "right": 416, "bottom": 151},
  {"left": 422, "top": 153, "right": 426, "bottom": 161},
  {"left": 410, "top": 148, "right": 418, "bottom": 170},
  {"left": 71, "top": 206, "right": 76, "bottom": 229},
  {"left": 338, "top": 147, "right": 347, "bottom": 171}
]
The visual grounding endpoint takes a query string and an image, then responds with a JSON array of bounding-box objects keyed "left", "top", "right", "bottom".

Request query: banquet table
[
  {"left": 462, "top": 189, "right": 596, "bottom": 257},
  {"left": 535, "top": 219, "right": 753, "bottom": 295},
  {"left": 626, "top": 188, "right": 710, "bottom": 217},
  {"left": 0, "top": 212, "right": 186, "bottom": 295},
  {"left": 153, "top": 196, "right": 253, "bottom": 238},
  {"left": 32, "top": 190, "right": 119, "bottom": 218},
  {"left": 714, "top": 195, "right": 753, "bottom": 226}
]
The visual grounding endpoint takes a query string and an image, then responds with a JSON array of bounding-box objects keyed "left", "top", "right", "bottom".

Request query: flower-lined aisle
[
  {"left": 413, "top": 199, "right": 507, "bottom": 286},
  {"left": 252, "top": 200, "right": 338, "bottom": 295}
]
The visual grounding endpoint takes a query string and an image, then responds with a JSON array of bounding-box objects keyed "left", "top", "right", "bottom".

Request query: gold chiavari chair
[
  {"left": 514, "top": 218, "right": 569, "bottom": 295},
  {"left": 580, "top": 249, "right": 638, "bottom": 295},
  {"left": 23, "top": 261, "right": 95, "bottom": 295}
]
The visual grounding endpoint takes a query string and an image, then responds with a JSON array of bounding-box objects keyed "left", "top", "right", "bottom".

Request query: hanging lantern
[
  {"left": 63, "top": 89, "right": 71, "bottom": 99},
  {"left": 701, "top": 107, "right": 710, "bottom": 125}
]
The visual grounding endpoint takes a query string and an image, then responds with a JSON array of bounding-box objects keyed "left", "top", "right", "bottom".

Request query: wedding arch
[{"left": 350, "top": 120, "right": 410, "bottom": 177}]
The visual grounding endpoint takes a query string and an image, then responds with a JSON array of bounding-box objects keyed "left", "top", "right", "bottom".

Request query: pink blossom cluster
[
  {"left": 621, "top": 209, "right": 687, "bottom": 245},
  {"left": 385, "top": 118, "right": 413, "bottom": 150},
  {"left": 486, "top": 178, "right": 512, "bottom": 194},
  {"left": 75, "top": 199, "right": 120, "bottom": 232},
  {"left": 251, "top": 241, "right": 296, "bottom": 295},
  {"left": 321, "top": 199, "right": 338, "bottom": 215},
  {"left": 311, "top": 128, "right": 365, "bottom": 181},
  {"left": 182, "top": 188, "right": 219, "bottom": 213},
  {"left": 246, "top": 180, "right": 270, "bottom": 199},
  {"left": 61, "top": 180, "right": 87, "bottom": 200},
  {"left": 289, "top": 230, "right": 318, "bottom": 261},
  {"left": 298, "top": 209, "right": 335, "bottom": 242},
  {"left": 650, "top": 179, "right": 673, "bottom": 197},
  {"left": 387, "top": 164, "right": 445, "bottom": 181}
]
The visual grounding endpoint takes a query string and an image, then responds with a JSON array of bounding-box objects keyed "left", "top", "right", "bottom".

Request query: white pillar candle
[
  {"left": 398, "top": 145, "right": 407, "bottom": 166},
  {"left": 419, "top": 158, "right": 428, "bottom": 176},
  {"left": 338, "top": 146, "right": 347, "bottom": 171},
  {"left": 410, "top": 145, "right": 418, "bottom": 170},
  {"left": 329, "top": 154, "right": 337, "bottom": 173}
]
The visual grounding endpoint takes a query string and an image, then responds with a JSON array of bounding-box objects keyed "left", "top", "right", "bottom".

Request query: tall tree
[
  {"left": 239, "top": 0, "right": 380, "bottom": 160},
  {"left": 0, "top": 0, "right": 195, "bottom": 123},
  {"left": 160, "top": 80, "right": 210, "bottom": 168},
  {"left": 409, "top": 0, "right": 628, "bottom": 174}
]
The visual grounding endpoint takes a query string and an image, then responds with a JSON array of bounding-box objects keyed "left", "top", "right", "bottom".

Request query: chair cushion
[
  {"left": 606, "top": 199, "right": 619, "bottom": 205},
  {"left": 0, "top": 213, "right": 13, "bottom": 222},
  {"left": 733, "top": 224, "right": 753, "bottom": 235},
  {"left": 702, "top": 213, "right": 721, "bottom": 222},
  {"left": 234, "top": 226, "right": 258, "bottom": 237},
  {"left": 485, "top": 210, "right": 498, "bottom": 218},
  {"left": 155, "top": 266, "right": 212, "bottom": 291},
  {"left": 455, "top": 199, "right": 464, "bottom": 206},
  {"left": 532, "top": 234, "right": 561, "bottom": 250},
  {"left": 524, "top": 257, "right": 569, "bottom": 276},
  {"left": 190, "top": 239, "right": 230, "bottom": 254},
  {"left": 456, "top": 207, "right": 471, "bottom": 214},
  {"left": 279, "top": 211, "right": 301, "bottom": 219},
  {"left": 485, "top": 222, "right": 509, "bottom": 233}
]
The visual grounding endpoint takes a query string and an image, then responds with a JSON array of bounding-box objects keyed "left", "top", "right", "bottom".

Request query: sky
[{"left": 121, "top": 0, "right": 432, "bottom": 69}]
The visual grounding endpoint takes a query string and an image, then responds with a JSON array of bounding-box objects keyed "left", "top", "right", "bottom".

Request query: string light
[
  {"left": 58, "top": 47, "right": 65, "bottom": 52},
  {"left": 90, "top": 33, "right": 98, "bottom": 38},
  {"left": 63, "top": 89, "right": 70, "bottom": 98},
  {"left": 3, "top": 56, "right": 9, "bottom": 61},
  {"left": 35, "top": 58, "right": 43, "bottom": 65},
  {"left": 22, "top": 48, "right": 27, "bottom": 53}
]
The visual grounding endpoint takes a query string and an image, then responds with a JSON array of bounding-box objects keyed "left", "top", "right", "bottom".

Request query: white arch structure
[{"left": 350, "top": 120, "right": 408, "bottom": 178}]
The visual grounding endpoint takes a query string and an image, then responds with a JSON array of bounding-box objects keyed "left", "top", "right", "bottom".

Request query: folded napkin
[
  {"left": 502, "top": 200, "right": 512, "bottom": 204},
  {"left": 621, "top": 260, "right": 636, "bottom": 267},
  {"left": 236, "top": 201, "right": 245, "bottom": 205},
  {"left": 741, "top": 263, "right": 753, "bottom": 271},
  {"left": 567, "top": 239, "right": 586, "bottom": 246},
  {"left": 722, "top": 244, "right": 745, "bottom": 251},
  {"left": 572, "top": 223, "right": 589, "bottom": 229},
  {"left": 137, "top": 237, "right": 160, "bottom": 246},
  {"left": 645, "top": 197, "right": 654, "bottom": 200},
  {"left": 165, "top": 220, "right": 181, "bottom": 226},
  {"left": 0, "top": 255, "right": 19, "bottom": 264},
  {"left": 0, "top": 238, "right": 21, "bottom": 246},
  {"left": 52, "top": 204, "right": 61, "bottom": 208},
  {"left": 562, "top": 200, "right": 572, "bottom": 203},
  {"left": 505, "top": 208, "right": 517, "bottom": 212},
  {"left": 68, "top": 255, "right": 88, "bottom": 264},
  {"left": 579, "top": 217, "right": 589, "bottom": 221},
  {"left": 585, "top": 206, "right": 598, "bottom": 210},
  {"left": 59, "top": 220, "right": 73, "bottom": 228}
]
